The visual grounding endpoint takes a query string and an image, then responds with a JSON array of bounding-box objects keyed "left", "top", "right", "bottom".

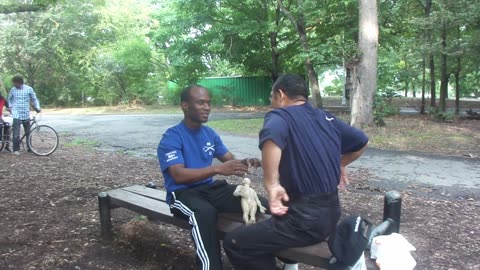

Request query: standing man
[
  {"left": 224, "top": 74, "right": 369, "bottom": 270},
  {"left": 8, "top": 76, "right": 41, "bottom": 155},
  {"left": 157, "top": 85, "right": 266, "bottom": 270}
]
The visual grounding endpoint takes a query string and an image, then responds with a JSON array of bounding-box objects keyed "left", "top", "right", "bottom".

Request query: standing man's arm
[
  {"left": 7, "top": 89, "right": 14, "bottom": 111},
  {"left": 29, "top": 88, "right": 41, "bottom": 112}
]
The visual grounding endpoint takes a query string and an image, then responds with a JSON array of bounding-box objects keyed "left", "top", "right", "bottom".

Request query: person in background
[
  {"left": 223, "top": 74, "right": 369, "bottom": 270},
  {"left": 7, "top": 75, "right": 41, "bottom": 155},
  {"left": 0, "top": 93, "right": 11, "bottom": 152}
]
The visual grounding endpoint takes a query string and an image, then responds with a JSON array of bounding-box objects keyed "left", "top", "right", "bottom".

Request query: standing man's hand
[
  {"left": 215, "top": 160, "right": 248, "bottom": 176},
  {"left": 35, "top": 108, "right": 41, "bottom": 113},
  {"left": 338, "top": 166, "right": 349, "bottom": 190},
  {"left": 265, "top": 183, "right": 289, "bottom": 216}
]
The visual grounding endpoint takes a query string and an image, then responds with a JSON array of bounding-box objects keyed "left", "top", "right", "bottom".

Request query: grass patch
[
  {"left": 44, "top": 105, "right": 183, "bottom": 115},
  {"left": 65, "top": 138, "right": 98, "bottom": 148},
  {"left": 207, "top": 118, "right": 264, "bottom": 136},
  {"left": 207, "top": 115, "right": 479, "bottom": 157}
]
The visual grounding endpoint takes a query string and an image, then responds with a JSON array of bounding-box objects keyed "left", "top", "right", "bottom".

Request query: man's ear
[
  {"left": 181, "top": 101, "right": 188, "bottom": 112},
  {"left": 278, "top": 89, "right": 287, "bottom": 101}
]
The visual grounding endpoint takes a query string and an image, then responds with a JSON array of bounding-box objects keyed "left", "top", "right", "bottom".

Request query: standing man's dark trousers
[
  {"left": 170, "top": 180, "right": 268, "bottom": 270},
  {"left": 12, "top": 118, "right": 31, "bottom": 152},
  {"left": 224, "top": 192, "right": 341, "bottom": 270}
]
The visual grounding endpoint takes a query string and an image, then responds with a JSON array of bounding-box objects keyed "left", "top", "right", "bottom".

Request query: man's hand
[
  {"left": 215, "top": 160, "right": 248, "bottom": 176},
  {"left": 266, "top": 183, "right": 289, "bottom": 216},
  {"left": 242, "top": 158, "right": 262, "bottom": 169},
  {"left": 338, "top": 166, "right": 349, "bottom": 190},
  {"left": 35, "top": 108, "right": 41, "bottom": 113}
]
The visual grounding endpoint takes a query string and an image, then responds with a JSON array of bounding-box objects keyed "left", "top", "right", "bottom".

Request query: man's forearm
[
  {"left": 341, "top": 144, "right": 368, "bottom": 167},
  {"left": 169, "top": 165, "right": 220, "bottom": 185}
]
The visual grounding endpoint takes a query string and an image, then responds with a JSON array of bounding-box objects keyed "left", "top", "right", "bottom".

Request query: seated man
[
  {"left": 224, "top": 74, "right": 369, "bottom": 270},
  {"left": 157, "top": 85, "right": 265, "bottom": 270}
]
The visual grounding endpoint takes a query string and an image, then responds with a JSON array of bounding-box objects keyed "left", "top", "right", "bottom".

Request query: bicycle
[{"left": 0, "top": 113, "right": 59, "bottom": 156}]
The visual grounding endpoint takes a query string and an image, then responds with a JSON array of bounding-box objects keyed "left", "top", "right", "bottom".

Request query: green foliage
[
  {"left": 373, "top": 91, "right": 401, "bottom": 126},
  {"left": 0, "top": 0, "right": 479, "bottom": 109}
]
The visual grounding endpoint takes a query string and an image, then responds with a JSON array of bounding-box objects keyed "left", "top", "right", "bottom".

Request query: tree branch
[
  {"left": 277, "top": 0, "right": 299, "bottom": 32},
  {"left": 0, "top": 4, "right": 44, "bottom": 14}
]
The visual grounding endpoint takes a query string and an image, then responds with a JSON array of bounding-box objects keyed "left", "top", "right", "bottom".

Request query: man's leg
[
  {"left": 12, "top": 119, "right": 21, "bottom": 151},
  {"left": 22, "top": 120, "right": 31, "bottom": 151},
  {"left": 224, "top": 198, "right": 340, "bottom": 270},
  {"left": 170, "top": 188, "right": 223, "bottom": 270}
]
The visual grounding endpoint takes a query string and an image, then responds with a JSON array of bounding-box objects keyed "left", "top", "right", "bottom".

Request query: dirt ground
[{"left": 0, "top": 144, "right": 479, "bottom": 270}]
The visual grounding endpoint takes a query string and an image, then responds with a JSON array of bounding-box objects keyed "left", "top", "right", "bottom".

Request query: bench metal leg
[
  {"left": 98, "top": 192, "right": 113, "bottom": 239},
  {"left": 383, "top": 190, "right": 402, "bottom": 234}
]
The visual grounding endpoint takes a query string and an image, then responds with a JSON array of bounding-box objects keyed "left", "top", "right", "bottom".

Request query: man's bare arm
[
  {"left": 262, "top": 140, "right": 289, "bottom": 215},
  {"left": 341, "top": 143, "right": 368, "bottom": 167},
  {"left": 168, "top": 160, "right": 248, "bottom": 185},
  {"left": 339, "top": 144, "right": 368, "bottom": 188}
]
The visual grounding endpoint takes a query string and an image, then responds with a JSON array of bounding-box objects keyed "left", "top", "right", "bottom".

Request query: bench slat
[
  {"left": 108, "top": 189, "right": 190, "bottom": 229},
  {"left": 121, "top": 185, "right": 167, "bottom": 202}
]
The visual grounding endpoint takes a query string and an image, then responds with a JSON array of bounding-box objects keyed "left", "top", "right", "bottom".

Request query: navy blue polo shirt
[
  {"left": 259, "top": 103, "right": 368, "bottom": 197},
  {"left": 158, "top": 121, "right": 229, "bottom": 204}
]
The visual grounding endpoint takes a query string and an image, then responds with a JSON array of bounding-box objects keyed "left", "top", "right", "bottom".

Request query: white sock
[{"left": 283, "top": 263, "right": 298, "bottom": 270}]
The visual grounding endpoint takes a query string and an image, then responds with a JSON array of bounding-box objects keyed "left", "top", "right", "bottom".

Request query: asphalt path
[{"left": 40, "top": 113, "right": 480, "bottom": 198}]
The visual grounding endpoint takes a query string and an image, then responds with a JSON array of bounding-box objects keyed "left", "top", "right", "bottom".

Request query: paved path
[{"left": 42, "top": 114, "right": 480, "bottom": 195}]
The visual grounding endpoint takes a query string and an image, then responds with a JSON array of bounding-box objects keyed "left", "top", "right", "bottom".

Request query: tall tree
[
  {"left": 277, "top": 0, "right": 322, "bottom": 108},
  {"left": 350, "top": 0, "right": 378, "bottom": 128}
]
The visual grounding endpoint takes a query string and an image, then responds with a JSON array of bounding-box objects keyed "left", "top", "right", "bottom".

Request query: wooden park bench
[{"left": 98, "top": 185, "right": 402, "bottom": 269}]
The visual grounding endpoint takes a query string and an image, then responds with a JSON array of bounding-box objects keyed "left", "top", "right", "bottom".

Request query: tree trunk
[
  {"left": 351, "top": 0, "right": 378, "bottom": 128},
  {"left": 429, "top": 54, "right": 436, "bottom": 108},
  {"left": 412, "top": 81, "right": 416, "bottom": 97},
  {"left": 454, "top": 57, "right": 461, "bottom": 114},
  {"left": 439, "top": 22, "right": 448, "bottom": 113},
  {"left": 269, "top": 32, "right": 280, "bottom": 82},
  {"left": 404, "top": 55, "right": 408, "bottom": 97},
  {"left": 269, "top": 4, "right": 281, "bottom": 82},
  {"left": 278, "top": 0, "right": 322, "bottom": 108},
  {"left": 421, "top": 56, "right": 426, "bottom": 114},
  {"left": 422, "top": 0, "right": 436, "bottom": 108},
  {"left": 344, "top": 62, "right": 354, "bottom": 104}
]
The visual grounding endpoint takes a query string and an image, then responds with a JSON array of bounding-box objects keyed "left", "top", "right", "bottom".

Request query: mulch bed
[{"left": 0, "top": 144, "right": 479, "bottom": 270}]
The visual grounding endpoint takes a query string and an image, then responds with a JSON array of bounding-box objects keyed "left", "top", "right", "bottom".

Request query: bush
[
  {"left": 373, "top": 91, "right": 400, "bottom": 126},
  {"left": 427, "top": 107, "right": 455, "bottom": 122}
]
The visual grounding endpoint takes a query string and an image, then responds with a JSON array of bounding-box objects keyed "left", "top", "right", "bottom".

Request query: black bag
[{"left": 327, "top": 216, "right": 372, "bottom": 269}]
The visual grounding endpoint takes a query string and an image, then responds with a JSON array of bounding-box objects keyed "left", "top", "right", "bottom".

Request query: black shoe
[
  {"left": 4, "top": 146, "right": 11, "bottom": 152},
  {"left": 27, "top": 149, "right": 33, "bottom": 153}
]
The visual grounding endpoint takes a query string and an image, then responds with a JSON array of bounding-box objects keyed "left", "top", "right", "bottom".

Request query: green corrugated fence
[{"left": 168, "top": 76, "right": 272, "bottom": 106}]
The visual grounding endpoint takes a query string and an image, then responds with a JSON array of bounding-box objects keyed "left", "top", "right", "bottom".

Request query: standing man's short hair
[
  {"left": 12, "top": 76, "right": 24, "bottom": 84},
  {"left": 272, "top": 74, "right": 309, "bottom": 99}
]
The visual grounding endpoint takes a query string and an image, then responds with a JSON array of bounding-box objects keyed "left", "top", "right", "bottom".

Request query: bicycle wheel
[
  {"left": 0, "top": 133, "right": 4, "bottom": 152},
  {"left": 27, "top": 125, "right": 59, "bottom": 156}
]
